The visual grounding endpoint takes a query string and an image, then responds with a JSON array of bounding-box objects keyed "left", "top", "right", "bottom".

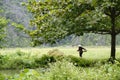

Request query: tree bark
[
  {"left": 110, "top": 34, "right": 116, "bottom": 59},
  {"left": 110, "top": 11, "right": 116, "bottom": 60}
]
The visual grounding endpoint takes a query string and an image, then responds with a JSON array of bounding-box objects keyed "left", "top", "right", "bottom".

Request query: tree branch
[
  {"left": 104, "top": 11, "right": 111, "bottom": 16},
  {"left": 87, "top": 29, "right": 111, "bottom": 34},
  {"left": 95, "top": 31, "right": 111, "bottom": 34},
  {"left": 115, "top": 11, "right": 120, "bottom": 17},
  {"left": 116, "top": 29, "right": 120, "bottom": 35}
]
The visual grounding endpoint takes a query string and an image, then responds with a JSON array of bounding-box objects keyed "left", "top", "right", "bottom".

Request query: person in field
[{"left": 77, "top": 45, "right": 87, "bottom": 57}]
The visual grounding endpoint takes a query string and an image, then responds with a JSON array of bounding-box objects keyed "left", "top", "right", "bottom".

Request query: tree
[
  {"left": 24, "top": 0, "right": 120, "bottom": 60},
  {"left": 0, "top": 16, "right": 8, "bottom": 48},
  {"left": 0, "top": 0, "right": 31, "bottom": 47},
  {"left": 0, "top": 0, "right": 8, "bottom": 48}
]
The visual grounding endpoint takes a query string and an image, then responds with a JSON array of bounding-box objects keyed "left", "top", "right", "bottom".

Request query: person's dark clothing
[{"left": 77, "top": 47, "right": 87, "bottom": 57}]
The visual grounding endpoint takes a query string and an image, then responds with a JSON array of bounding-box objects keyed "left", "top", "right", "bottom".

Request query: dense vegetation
[
  {"left": 0, "top": 0, "right": 31, "bottom": 47},
  {"left": 0, "top": 0, "right": 120, "bottom": 47},
  {"left": 0, "top": 0, "right": 120, "bottom": 80},
  {"left": 24, "top": 0, "right": 120, "bottom": 59},
  {"left": 0, "top": 48, "right": 120, "bottom": 80}
]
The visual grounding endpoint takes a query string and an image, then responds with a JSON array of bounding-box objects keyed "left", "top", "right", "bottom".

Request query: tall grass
[
  {"left": 0, "top": 47, "right": 120, "bottom": 80},
  {"left": 0, "top": 46, "right": 120, "bottom": 58},
  {"left": 5, "top": 60, "right": 120, "bottom": 80}
]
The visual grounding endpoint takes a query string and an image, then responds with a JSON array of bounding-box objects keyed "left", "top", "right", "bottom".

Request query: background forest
[{"left": 1, "top": 0, "right": 120, "bottom": 47}]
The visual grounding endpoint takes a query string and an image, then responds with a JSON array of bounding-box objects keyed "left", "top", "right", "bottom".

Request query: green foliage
[
  {"left": 0, "top": 0, "right": 31, "bottom": 47},
  {"left": 9, "top": 54, "right": 35, "bottom": 69},
  {"left": 44, "top": 61, "right": 113, "bottom": 80},
  {"left": 0, "top": 48, "right": 120, "bottom": 80},
  {"left": 12, "top": 22, "right": 25, "bottom": 31},
  {"left": 34, "top": 54, "right": 56, "bottom": 67},
  {"left": 0, "top": 49, "right": 64, "bottom": 69},
  {"left": 0, "top": 49, "right": 95, "bottom": 69},
  {"left": 0, "top": 49, "right": 108, "bottom": 69},
  {"left": 0, "top": 17, "right": 8, "bottom": 48},
  {"left": 0, "top": 50, "right": 34, "bottom": 69},
  {"left": 0, "top": 54, "right": 9, "bottom": 69},
  {"left": 0, "top": 73, "right": 5, "bottom": 80},
  {"left": 44, "top": 60, "right": 81, "bottom": 80},
  {"left": 47, "top": 49, "right": 64, "bottom": 60},
  {"left": 6, "top": 61, "right": 120, "bottom": 80},
  {"left": 24, "top": 0, "right": 120, "bottom": 48},
  {"left": 24, "top": 0, "right": 120, "bottom": 59},
  {"left": 67, "top": 55, "right": 96, "bottom": 67},
  {"left": 8, "top": 69, "right": 40, "bottom": 80}
]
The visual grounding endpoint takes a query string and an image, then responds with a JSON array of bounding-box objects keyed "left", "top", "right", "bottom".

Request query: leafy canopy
[{"left": 24, "top": 0, "right": 120, "bottom": 45}]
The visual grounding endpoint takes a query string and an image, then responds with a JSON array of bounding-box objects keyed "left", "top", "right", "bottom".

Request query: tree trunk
[
  {"left": 110, "top": 34, "right": 116, "bottom": 59},
  {"left": 110, "top": 10, "right": 116, "bottom": 60}
]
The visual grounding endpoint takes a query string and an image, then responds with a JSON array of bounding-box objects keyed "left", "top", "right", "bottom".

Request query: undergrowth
[
  {"left": 0, "top": 49, "right": 120, "bottom": 80},
  {"left": 0, "top": 50, "right": 108, "bottom": 69}
]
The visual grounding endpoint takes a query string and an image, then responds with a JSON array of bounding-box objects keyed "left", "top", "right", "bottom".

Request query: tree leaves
[
  {"left": 0, "top": 17, "right": 8, "bottom": 48},
  {"left": 24, "top": 0, "right": 120, "bottom": 45}
]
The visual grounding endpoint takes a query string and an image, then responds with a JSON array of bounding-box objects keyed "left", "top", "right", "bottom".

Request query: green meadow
[
  {"left": 1, "top": 46, "right": 120, "bottom": 59},
  {"left": 0, "top": 46, "right": 120, "bottom": 80}
]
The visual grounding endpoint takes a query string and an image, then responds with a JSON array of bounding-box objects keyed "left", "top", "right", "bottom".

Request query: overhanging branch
[
  {"left": 85, "top": 29, "right": 111, "bottom": 35},
  {"left": 116, "top": 29, "right": 120, "bottom": 35},
  {"left": 116, "top": 11, "right": 120, "bottom": 17},
  {"left": 104, "top": 11, "right": 111, "bottom": 16}
]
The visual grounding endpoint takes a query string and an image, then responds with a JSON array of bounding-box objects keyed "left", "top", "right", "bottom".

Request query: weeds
[
  {"left": 3, "top": 60, "right": 120, "bottom": 80},
  {"left": 0, "top": 48, "right": 120, "bottom": 80}
]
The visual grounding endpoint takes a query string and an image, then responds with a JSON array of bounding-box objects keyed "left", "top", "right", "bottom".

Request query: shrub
[
  {"left": 66, "top": 55, "right": 96, "bottom": 67},
  {"left": 47, "top": 49, "right": 64, "bottom": 61},
  {"left": 34, "top": 54, "right": 56, "bottom": 67},
  {"left": 48, "top": 49, "right": 64, "bottom": 57},
  {"left": 0, "top": 55, "right": 9, "bottom": 69},
  {"left": 0, "top": 55, "right": 5, "bottom": 65},
  {"left": 9, "top": 58, "right": 36, "bottom": 69},
  {"left": 4, "top": 50, "right": 35, "bottom": 69},
  {"left": 16, "top": 50, "right": 26, "bottom": 56},
  {"left": 10, "top": 58, "right": 25, "bottom": 69},
  {"left": 43, "top": 60, "right": 81, "bottom": 80},
  {"left": 0, "top": 73, "right": 5, "bottom": 80},
  {"left": 8, "top": 69, "right": 41, "bottom": 80},
  {"left": 4, "top": 61, "right": 120, "bottom": 80}
]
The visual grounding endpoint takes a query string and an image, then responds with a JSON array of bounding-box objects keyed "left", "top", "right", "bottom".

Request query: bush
[
  {"left": 44, "top": 61, "right": 120, "bottom": 80},
  {"left": 0, "top": 55, "right": 5, "bottom": 66},
  {"left": 42, "top": 60, "right": 81, "bottom": 80},
  {"left": 66, "top": 55, "right": 96, "bottom": 67},
  {"left": 0, "top": 73, "right": 5, "bottom": 80},
  {"left": 9, "top": 58, "right": 24, "bottom": 69},
  {"left": 0, "top": 51, "right": 35, "bottom": 69},
  {"left": 9, "top": 58, "right": 36, "bottom": 69},
  {"left": 0, "top": 55, "right": 9, "bottom": 69},
  {"left": 4, "top": 61, "right": 120, "bottom": 80},
  {"left": 47, "top": 49, "right": 64, "bottom": 61},
  {"left": 1, "top": 52, "right": 120, "bottom": 80},
  {"left": 0, "top": 49, "right": 113, "bottom": 70},
  {"left": 16, "top": 50, "right": 26, "bottom": 56},
  {"left": 34, "top": 54, "right": 56, "bottom": 67},
  {"left": 48, "top": 49, "right": 64, "bottom": 57},
  {"left": 8, "top": 69, "right": 41, "bottom": 80}
]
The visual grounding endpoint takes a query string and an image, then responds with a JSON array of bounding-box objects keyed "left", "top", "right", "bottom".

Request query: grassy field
[
  {"left": 1, "top": 46, "right": 120, "bottom": 59},
  {"left": 0, "top": 46, "right": 120, "bottom": 80}
]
